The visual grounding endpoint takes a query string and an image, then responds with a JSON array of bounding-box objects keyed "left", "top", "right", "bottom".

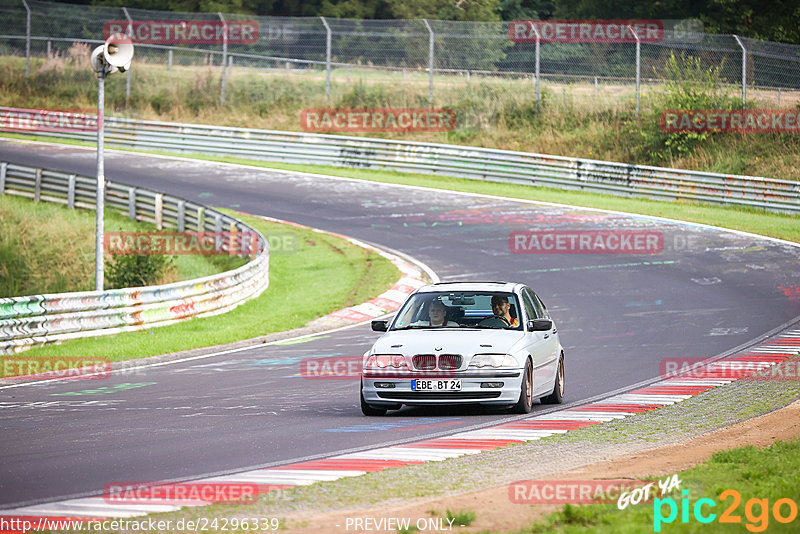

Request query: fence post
[
  {"left": 733, "top": 35, "right": 746, "bottom": 109},
  {"left": 628, "top": 25, "right": 640, "bottom": 115},
  {"left": 21, "top": 0, "right": 30, "bottom": 78},
  {"left": 67, "top": 174, "right": 75, "bottom": 208},
  {"left": 214, "top": 213, "right": 222, "bottom": 251},
  {"left": 218, "top": 12, "right": 228, "bottom": 105},
  {"left": 167, "top": 49, "right": 172, "bottom": 70},
  {"left": 422, "top": 19, "right": 434, "bottom": 105},
  {"left": 155, "top": 193, "right": 163, "bottom": 230},
  {"left": 0, "top": 162, "right": 6, "bottom": 194},
  {"left": 320, "top": 16, "right": 332, "bottom": 102},
  {"left": 527, "top": 22, "right": 541, "bottom": 107},
  {"left": 197, "top": 206, "right": 205, "bottom": 231},
  {"left": 177, "top": 200, "right": 185, "bottom": 232},
  {"left": 34, "top": 168, "right": 41, "bottom": 202},
  {"left": 122, "top": 7, "right": 133, "bottom": 104},
  {"left": 46, "top": 40, "right": 51, "bottom": 58},
  {"left": 128, "top": 187, "right": 136, "bottom": 220}
]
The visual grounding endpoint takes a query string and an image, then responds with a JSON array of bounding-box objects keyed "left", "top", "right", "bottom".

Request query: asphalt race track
[{"left": 1, "top": 139, "right": 799, "bottom": 507}]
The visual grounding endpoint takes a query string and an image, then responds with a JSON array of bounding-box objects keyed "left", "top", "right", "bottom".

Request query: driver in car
[
  {"left": 490, "top": 295, "right": 519, "bottom": 327},
  {"left": 412, "top": 299, "right": 459, "bottom": 327}
]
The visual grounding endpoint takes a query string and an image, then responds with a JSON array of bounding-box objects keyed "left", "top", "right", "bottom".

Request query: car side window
[
  {"left": 532, "top": 292, "right": 549, "bottom": 319},
  {"left": 521, "top": 290, "right": 538, "bottom": 320}
]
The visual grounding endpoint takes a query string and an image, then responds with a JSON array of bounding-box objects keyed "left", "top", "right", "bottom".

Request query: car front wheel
[
  {"left": 360, "top": 386, "right": 387, "bottom": 416},
  {"left": 541, "top": 354, "right": 564, "bottom": 405},
  {"left": 511, "top": 358, "right": 533, "bottom": 414}
]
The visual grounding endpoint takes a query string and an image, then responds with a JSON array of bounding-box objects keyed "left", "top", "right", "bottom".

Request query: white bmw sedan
[{"left": 361, "top": 282, "right": 564, "bottom": 416}]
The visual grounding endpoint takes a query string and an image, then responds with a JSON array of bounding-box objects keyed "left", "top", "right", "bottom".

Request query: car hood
[{"left": 371, "top": 329, "right": 525, "bottom": 358}]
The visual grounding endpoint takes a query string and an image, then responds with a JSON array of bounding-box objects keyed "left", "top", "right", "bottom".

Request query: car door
[{"left": 522, "top": 288, "right": 560, "bottom": 396}]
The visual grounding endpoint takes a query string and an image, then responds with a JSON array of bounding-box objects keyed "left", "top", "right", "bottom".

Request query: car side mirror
[
  {"left": 529, "top": 319, "right": 552, "bottom": 331},
  {"left": 371, "top": 320, "right": 389, "bottom": 332}
]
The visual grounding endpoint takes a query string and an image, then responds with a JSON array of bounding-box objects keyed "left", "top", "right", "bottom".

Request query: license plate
[{"left": 412, "top": 379, "right": 462, "bottom": 391}]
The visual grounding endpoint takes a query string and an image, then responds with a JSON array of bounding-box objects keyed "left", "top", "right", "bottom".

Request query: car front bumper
[{"left": 361, "top": 368, "right": 523, "bottom": 406}]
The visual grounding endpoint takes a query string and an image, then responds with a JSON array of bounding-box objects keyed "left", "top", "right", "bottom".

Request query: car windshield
[{"left": 391, "top": 291, "right": 523, "bottom": 330}]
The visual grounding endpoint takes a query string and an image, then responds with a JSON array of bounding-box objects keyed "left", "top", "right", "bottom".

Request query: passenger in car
[
  {"left": 412, "top": 300, "right": 459, "bottom": 327},
  {"left": 491, "top": 295, "right": 519, "bottom": 327}
]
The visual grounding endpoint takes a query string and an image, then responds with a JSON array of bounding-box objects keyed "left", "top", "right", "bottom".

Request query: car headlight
[
  {"left": 364, "top": 354, "right": 408, "bottom": 369},
  {"left": 469, "top": 353, "right": 516, "bottom": 368}
]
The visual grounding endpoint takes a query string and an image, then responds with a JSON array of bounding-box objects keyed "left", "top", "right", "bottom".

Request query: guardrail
[
  {"left": 2, "top": 108, "right": 797, "bottom": 214},
  {"left": 0, "top": 160, "right": 269, "bottom": 355}
]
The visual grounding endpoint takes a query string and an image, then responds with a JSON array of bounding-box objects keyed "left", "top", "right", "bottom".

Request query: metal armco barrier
[
  {"left": 0, "top": 160, "right": 269, "bottom": 355},
  {"left": 2, "top": 107, "right": 797, "bottom": 214}
]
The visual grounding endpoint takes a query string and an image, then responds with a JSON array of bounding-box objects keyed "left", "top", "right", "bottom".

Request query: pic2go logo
[{"left": 654, "top": 489, "right": 798, "bottom": 532}]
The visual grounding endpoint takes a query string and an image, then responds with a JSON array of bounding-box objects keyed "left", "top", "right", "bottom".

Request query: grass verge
[
  {"left": 11, "top": 210, "right": 400, "bottom": 362},
  {"left": 0, "top": 193, "right": 245, "bottom": 297},
  {"left": 521, "top": 438, "right": 800, "bottom": 533}
]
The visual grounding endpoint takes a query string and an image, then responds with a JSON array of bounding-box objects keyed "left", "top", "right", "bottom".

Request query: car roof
[{"left": 416, "top": 281, "right": 522, "bottom": 293}]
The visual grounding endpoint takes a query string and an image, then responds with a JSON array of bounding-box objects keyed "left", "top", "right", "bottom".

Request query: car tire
[
  {"left": 360, "top": 387, "right": 387, "bottom": 416},
  {"left": 511, "top": 358, "right": 533, "bottom": 414},
  {"left": 541, "top": 354, "right": 564, "bottom": 405}
]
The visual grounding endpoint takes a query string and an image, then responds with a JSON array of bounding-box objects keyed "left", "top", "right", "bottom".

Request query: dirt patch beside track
[{"left": 284, "top": 400, "right": 800, "bottom": 533}]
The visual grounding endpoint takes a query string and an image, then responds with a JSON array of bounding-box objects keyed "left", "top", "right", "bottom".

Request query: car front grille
[
  {"left": 412, "top": 354, "right": 462, "bottom": 370},
  {"left": 412, "top": 354, "right": 437, "bottom": 370},
  {"left": 438, "top": 354, "right": 462, "bottom": 370}
]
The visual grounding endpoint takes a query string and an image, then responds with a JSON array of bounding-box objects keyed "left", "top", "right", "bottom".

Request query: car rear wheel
[
  {"left": 541, "top": 354, "right": 564, "bottom": 405},
  {"left": 511, "top": 359, "right": 533, "bottom": 414},
  {"left": 360, "top": 387, "right": 387, "bottom": 416}
]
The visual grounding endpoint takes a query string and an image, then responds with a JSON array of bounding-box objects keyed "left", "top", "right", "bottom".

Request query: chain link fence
[{"left": 1, "top": 0, "right": 800, "bottom": 109}]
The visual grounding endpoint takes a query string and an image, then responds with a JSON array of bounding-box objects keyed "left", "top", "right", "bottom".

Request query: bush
[
  {"left": 445, "top": 509, "right": 476, "bottom": 527},
  {"left": 150, "top": 90, "right": 175, "bottom": 114},
  {"left": 635, "top": 53, "right": 741, "bottom": 164},
  {"left": 105, "top": 254, "right": 174, "bottom": 289},
  {"left": 336, "top": 80, "right": 391, "bottom": 108}
]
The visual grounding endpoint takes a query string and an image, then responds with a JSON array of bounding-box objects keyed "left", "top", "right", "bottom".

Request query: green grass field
[{"left": 520, "top": 437, "right": 800, "bottom": 533}]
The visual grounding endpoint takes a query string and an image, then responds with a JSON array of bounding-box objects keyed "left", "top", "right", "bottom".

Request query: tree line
[{"left": 55, "top": 0, "right": 800, "bottom": 44}]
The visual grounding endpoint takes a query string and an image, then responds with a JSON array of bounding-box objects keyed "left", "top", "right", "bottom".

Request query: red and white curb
[{"left": 3, "top": 330, "right": 798, "bottom": 526}]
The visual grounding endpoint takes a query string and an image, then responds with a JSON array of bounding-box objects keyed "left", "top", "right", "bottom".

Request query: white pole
[
  {"left": 122, "top": 7, "right": 133, "bottom": 104},
  {"left": 95, "top": 73, "right": 105, "bottom": 290},
  {"left": 733, "top": 35, "right": 747, "bottom": 109},
  {"left": 320, "top": 17, "right": 332, "bottom": 102},
  {"left": 528, "top": 22, "right": 540, "bottom": 106},
  {"left": 22, "top": 0, "right": 30, "bottom": 78},
  {"left": 218, "top": 12, "right": 228, "bottom": 104},
  {"left": 423, "top": 19, "right": 434, "bottom": 105},
  {"left": 629, "top": 24, "right": 640, "bottom": 115}
]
